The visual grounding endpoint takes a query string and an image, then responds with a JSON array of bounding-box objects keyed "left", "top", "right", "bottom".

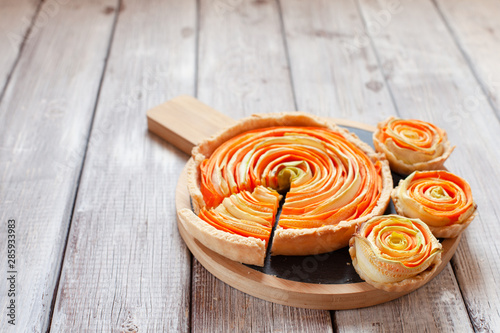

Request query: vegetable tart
[{"left": 178, "top": 112, "right": 393, "bottom": 266}]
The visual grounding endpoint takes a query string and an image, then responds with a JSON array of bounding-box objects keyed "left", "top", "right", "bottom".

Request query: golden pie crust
[
  {"left": 373, "top": 116, "right": 455, "bottom": 175},
  {"left": 348, "top": 243, "right": 442, "bottom": 292},
  {"left": 178, "top": 112, "right": 393, "bottom": 266},
  {"left": 392, "top": 188, "right": 478, "bottom": 239},
  {"left": 348, "top": 215, "right": 443, "bottom": 292}
]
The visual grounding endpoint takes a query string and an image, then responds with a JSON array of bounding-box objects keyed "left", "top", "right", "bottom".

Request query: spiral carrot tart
[
  {"left": 178, "top": 112, "right": 393, "bottom": 266},
  {"left": 392, "top": 170, "right": 477, "bottom": 238},
  {"left": 349, "top": 215, "right": 442, "bottom": 292},
  {"left": 373, "top": 116, "right": 455, "bottom": 175}
]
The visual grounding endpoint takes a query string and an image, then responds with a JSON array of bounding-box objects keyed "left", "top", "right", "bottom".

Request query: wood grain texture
[
  {"left": 434, "top": 0, "right": 500, "bottom": 118},
  {"left": 353, "top": 0, "right": 500, "bottom": 331},
  {"left": 0, "top": 0, "right": 40, "bottom": 94},
  {"left": 192, "top": 260, "right": 334, "bottom": 333},
  {"left": 336, "top": 265, "right": 471, "bottom": 332},
  {"left": 197, "top": 0, "right": 295, "bottom": 116},
  {"left": 279, "top": 0, "right": 394, "bottom": 123},
  {"left": 49, "top": 0, "right": 197, "bottom": 331},
  {"left": 0, "top": 1, "right": 117, "bottom": 331},
  {"left": 280, "top": 0, "right": 472, "bottom": 330},
  {"left": 429, "top": 4, "right": 500, "bottom": 328},
  {"left": 193, "top": 0, "right": 333, "bottom": 330}
]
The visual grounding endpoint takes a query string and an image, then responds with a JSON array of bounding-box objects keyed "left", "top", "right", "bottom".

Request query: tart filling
[
  {"left": 179, "top": 112, "right": 392, "bottom": 266},
  {"left": 349, "top": 215, "right": 442, "bottom": 292},
  {"left": 392, "top": 170, "right": 477, "bottom": 238},
  {"left": 373, "top": 116, "right": 454, "bottom": 175}
]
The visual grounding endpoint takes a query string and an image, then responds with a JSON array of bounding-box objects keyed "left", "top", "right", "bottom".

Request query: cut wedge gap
[{"left": 262, "top": 193, "right": 287, "bottom": 266}]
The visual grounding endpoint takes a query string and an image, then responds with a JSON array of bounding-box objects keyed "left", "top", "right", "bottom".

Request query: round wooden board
[{"left": 175, "top": 120, "right": 461, "bottom": 310}]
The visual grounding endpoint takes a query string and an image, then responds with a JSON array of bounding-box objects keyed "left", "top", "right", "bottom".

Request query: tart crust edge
[
  {"left": 372, "top": 116, "right": 455, "bottom": 175},
  {"left": 178, "top": 207, "right": 267, "bottom": 266},
  {"left": 348, "top": 240, "right": 443, "bottom": 292},
  {"left": 392, "top": 186, "right": 478, "bottom": 238},
  {"left": 184, "top": 112, "right": 393, "bottom": 262}
]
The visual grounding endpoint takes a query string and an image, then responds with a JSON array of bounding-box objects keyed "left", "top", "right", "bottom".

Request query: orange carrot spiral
[
  {"left": 349, "top": 215, "right": 442, "bottom": 291},
  {"left": 392, "top": 170, "right": 477, "bottom": 238},
  {"left": 373, "top": 117, "right": 454, "bottom": 175},
  {"left": 199, "top": 126, "right": 386, "bottom": 237}
]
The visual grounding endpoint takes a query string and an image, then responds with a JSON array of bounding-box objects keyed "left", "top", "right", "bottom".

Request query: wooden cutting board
[{"left": 147, "top": 95, "right": 460, "bottom": 310}]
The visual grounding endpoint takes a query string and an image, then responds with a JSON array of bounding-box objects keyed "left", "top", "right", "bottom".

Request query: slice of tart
[{"left": 178, "top": 112, "right": 393, "bottom": 266}]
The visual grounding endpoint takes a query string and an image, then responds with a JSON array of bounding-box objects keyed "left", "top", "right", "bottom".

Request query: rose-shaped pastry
[
  {"left": 349, "top": 215, "right": 442, "bottom": 292},
  {"left": 392, "top": 170, "right": 477, "bottom": 238},
  {"left": 373, "top": 116, "right": 455, "bottom": 175}
]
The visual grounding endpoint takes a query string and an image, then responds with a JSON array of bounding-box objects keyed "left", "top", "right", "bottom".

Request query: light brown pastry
[
  {"left": 373, "top": 116, "right": 455, "bottom": 175},
  {"left": 392, "top": 170, "right": 477, "bottom": 238},
  {"left": 179, "top": 112, "right": 393, "bottom": 266},
  {"left": 349, "top": 215, "right": 442, "bottom": 292}
]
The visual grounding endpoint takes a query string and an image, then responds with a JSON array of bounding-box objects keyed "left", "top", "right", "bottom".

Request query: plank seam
[
  {"left": 429, "top": 1, "right": 494, "bottom": 330},
  {"left": 450, "top": 257, "right": 477, "bottom": 331},
  {"left": 0, "top": 0, "right": 44, "bottom": 105},
  {"left": 276, "top": 0, "right": 298, "bottom": 112},
  {"left": 46, "top": 0, "right": 122, "bottom": 331},
  {"left": 194, "top": 0, "right": 200, "bottom": 100},
  {"left": 331, "top": 309, "right": 338, "bottom": 333},
  {"left": 352, "top": 0, "right": 401, "bottom": 117},
  {"left": 354, "top": 0, "right": 475, "bottom": 330},
  {"left": 189, "top": 253, "right": 194, "bottom": 333},
  {"left": 431, "top": 0, "right": 500, "bottom": 124},
  {"left": 190, "top": 1, "right": 200, "bottom": 331}
]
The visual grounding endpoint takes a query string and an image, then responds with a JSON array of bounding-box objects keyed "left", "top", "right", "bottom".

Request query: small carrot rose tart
[
  {"left": 373, "top": 116, "right": 454, "bottom": 175},
  {"left": 392, "top": 170, "right": 477, "bottom": 238},
  {"left": 349, "top": 215, "right": 442, "bottom": 292}
]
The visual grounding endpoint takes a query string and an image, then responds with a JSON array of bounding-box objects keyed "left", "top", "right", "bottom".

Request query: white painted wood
[
  {"left": 336, "top": 265, "right": 472, "bottom": 332},
  {"left": 0, "top": 0, "right": 117, "bottom": 332},
  {"left": 193, "top": 0, "right": 333, "bottom": 330},
  {"left": 279, "top": 0, "right": 394, "bottom": 123},
  {"left": 434, "top": 0, "right": 500, "bottom": 118},
  {"left": 197, "top": 0, "right": 296, "bottom": 116},
  {"left": 280, "top": 0, "right": 472, "bottom": 330},
  {"left": 431, "top": 3, "right": 500, "bottom": 328},
  {"left": 0, "top": 0, "right": 40, "bottom": 94},
  {"left": 351, "top": 0, "right": 500, "bottom": 330},
  {"left": 192, "top": 260, "right": 334, "bottom": 333},
  {"left": 49, "top": 0, "right": 196, "bottom": 331}
]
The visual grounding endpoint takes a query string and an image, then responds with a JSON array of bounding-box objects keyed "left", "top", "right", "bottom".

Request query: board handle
[{"left": 147, "top": 95, "right": 236, "bottom": 155}]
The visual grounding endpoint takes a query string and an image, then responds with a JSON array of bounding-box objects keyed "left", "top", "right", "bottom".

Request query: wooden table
[{"left": 1, "top": 0, "right": 498, "bottom": 331}]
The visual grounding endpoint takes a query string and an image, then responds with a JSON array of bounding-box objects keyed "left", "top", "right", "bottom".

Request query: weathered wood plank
[
  {"left": 349, "top": 0, "right": 500, "bottom": 331},
  {"left": 336, "top": 265, "right": 471, "bottom": 332},
  {"left": 280, "top": 0, "right": 472, "bottom": 331},
  {"left": 0, "top": 0, "right": 117, "bottom": 332},
  {"left": 0, "top": 0, "right": 40, "bottom": 94},
  {"left": 428, "top": 4, "right": 500, "bottom": 327},
  {"left": 197, "top": 0, "right": 295, "bottom": 116},
  {"left": 279, "top": 0, "right": 394, "bottom": 122},
  {"left": 49, "top": 0, "right": 197, "bottom": 331},
  {"left": 434, "top": 0, "right": 500, "bottom": 118},
  {"left": 192, "top": 260, "right": 334, "bottom": 333},
  {"left": 192, "top": 0, "right": 333, "bottom": 331}
]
